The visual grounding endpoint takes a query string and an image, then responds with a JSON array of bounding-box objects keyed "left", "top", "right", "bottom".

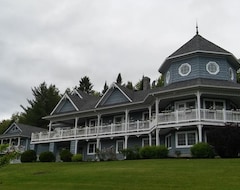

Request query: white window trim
[
  {"left": 142, "top": 138, "right": 149, "bottom": 147},
  {"left": 116, "top": 140, "right": 124, "bottom": 153},
  {"left": 206, "top": 61, "right": 219, "bottom": 75},
  {"left": 165, "top": 134, "right": 172, "bottom": 149},
  {"left": 175, "top": 99, "right": 196, "bottom": 110},
  {"left": 175, "top": 131, "right": 198, "bottom": 148},
  {"left": 178, "top": 63, "right": 191, "bottom": 76},
  {"left": 87, "top": 142, "right": 97, "bottom": 155},
  {"left": 203, "top": 99, "right": 226, "bottom": 110}
]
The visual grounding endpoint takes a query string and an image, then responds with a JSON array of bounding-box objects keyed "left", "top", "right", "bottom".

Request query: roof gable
[
  {"left": 51, "top": 94, "right": 79, "bottom": 115},
  {"left": 95, "top": 83, "right": 132, "bottom": 108},
  {"left": 3, "top": 123, "right": 21, "bottom": 135}
]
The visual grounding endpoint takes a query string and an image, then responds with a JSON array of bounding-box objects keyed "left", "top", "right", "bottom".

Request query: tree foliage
[
  {"left": 19, "top": 82, "right": 61, "bottom": 128},
  {"left": 78, "top": 76, "right": 94, "bottom": 94},
  {"left": 116, "top": 73, "right": 122, "bottom": 85},
  {"left": 101, "top": 81, "right": 109, "bottom": 95}
]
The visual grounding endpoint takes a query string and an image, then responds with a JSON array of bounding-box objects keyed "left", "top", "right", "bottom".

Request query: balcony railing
[
  {"left": 31, "top": 120, "right": 150, "bottom": 143},
  {"left": 31, "top": 109, "right": 240, "bottom": 143},
  {"left": 157, "top": 109, "right": 240, "bottom": 125}
]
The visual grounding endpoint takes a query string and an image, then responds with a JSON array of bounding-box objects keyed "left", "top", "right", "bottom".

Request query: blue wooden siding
[
  {"left": 55, "top": 99, "right": 76, "bottom": 113},
  {"left": 165, "top": 56, "right": 237, "bottom": 85},
  {"left": 103, "top": 88, "right": 129, "bottom": 105}
]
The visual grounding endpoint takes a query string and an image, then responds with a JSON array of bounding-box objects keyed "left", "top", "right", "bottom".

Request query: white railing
[
  {"left": 31, "top": 120, "right": 150, "bottom": 143},
  {"left": 31, "top": 109, "right": 240, "bottom": 143},
  {"left": 157, "top": 109, "right": 240, "bottom": 125}
]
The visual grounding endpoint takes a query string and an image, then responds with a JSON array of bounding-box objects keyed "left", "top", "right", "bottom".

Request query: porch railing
[
  {"left": 31, "top": 120, "right": 150, "bottom": 143},
  {"left": 31, "top": 109, "right": 240, "bottom": 143}
]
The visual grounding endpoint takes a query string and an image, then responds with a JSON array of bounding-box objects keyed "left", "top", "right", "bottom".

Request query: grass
[{"left": 0, "top": 159, "right": 240, "bottom": 190}]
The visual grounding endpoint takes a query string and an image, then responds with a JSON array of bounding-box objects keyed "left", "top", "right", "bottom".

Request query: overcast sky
[{"left": 1, "top": 0, "right": 240, "bottom": 121}]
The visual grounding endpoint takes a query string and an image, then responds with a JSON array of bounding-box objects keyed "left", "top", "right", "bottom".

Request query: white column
[
  {"left": 96, "top": 138, "right": 100, "bottom": 150},
  {"left": 97, "top": 114, "right": 101, "bottom": 135},
  {"left": 124, "top": 136, "right": 128, "bottom": 149},
  {"left": 155, "top": 98, "right": 159, "bottom": 124},
  {"left": 156, "top": 128, "right": 160, "bottom": 146},
  {"left": 74, "top": 117, "right": 78, "bottom": 137},
  {"left": 196, "top": 91, "right": 201, "bottom": 121},
  {"left": 148, "top": 133, "right": 152, "bottom": 146},
  {"left": 197, "top": 124, "right": 202, "bottom": 143},
  {"left": 1, "top": 139, "right": 3, "bottom": 145},
  {"left": 74, "top": 140, "right": 78, "bottom": 154},
  {"left": 17, "top": 137, "right": 21, "bottom": 146},
  {"left": 148, "top": 106, "right": 152, "bottom": 120},
  {"left": 125, "top": 109, "right": 129, "bottom": 132},
  {"left": 48, "top": 121, "right": 52, "bottom": 132}
]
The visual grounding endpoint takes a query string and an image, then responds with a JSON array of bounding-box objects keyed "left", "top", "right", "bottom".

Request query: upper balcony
[{"left": 31, "top": 108, "right": 240, "bottom": 143}]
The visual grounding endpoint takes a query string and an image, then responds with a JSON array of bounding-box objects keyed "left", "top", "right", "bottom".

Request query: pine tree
[
  {"left": 78, "top": 76, "right": 94, "bottom": 94},
  {"left": 102, "top": 81, "right": 109, "bottom": 95},
  {"left": 116, "top": 73, "right": 122, "bottom": 85}
]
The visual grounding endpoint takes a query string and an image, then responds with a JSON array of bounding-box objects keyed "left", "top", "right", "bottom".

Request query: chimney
[{"left": 143, "top": 76, "right": 150, "bottom": 90}]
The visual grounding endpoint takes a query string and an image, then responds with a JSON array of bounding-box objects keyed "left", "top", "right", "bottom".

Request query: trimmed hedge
[
  {"left": 60, "top": 149, "right": 73, "bottom": 162},
  {"left": 139, "top": 145, "right": 168, "bottom": 159},
  {"left": 21, "top": 150, "right": 37, "bottom": 163},
  {"left": 72, "top": 154, "right": 83, "bottom": 162},
  {"left": 191, "top": 142, "right": 214, "bottom": 158},
  {"left": 39, "top": 151, "right": 56, "bottom": 162}
]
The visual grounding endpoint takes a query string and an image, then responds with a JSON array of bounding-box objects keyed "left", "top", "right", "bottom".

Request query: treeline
[{"left": 0, "top": 73, "right": 163, "bottom": 133}]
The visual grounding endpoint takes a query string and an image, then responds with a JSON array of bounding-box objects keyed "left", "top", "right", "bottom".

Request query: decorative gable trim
[
  {"left": 50, "top": 93, "right": 79, "bottom": 115},
  {"left": 3, "top": 123, "right": 22, "bottom": 135},
  {"left": 95, "top": 83, "right": 132, "bottom": 108}
]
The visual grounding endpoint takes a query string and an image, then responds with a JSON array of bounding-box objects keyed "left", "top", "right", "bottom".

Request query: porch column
[
  {"left": 17, "top": 137, "right": 21, "bottom": 146},
  {"left": 148, "top": 133, "right": 152, "bottom": 146},
  {"left": 125, "top": 109, "right": 129, "bottom": 132},
  {"left": 156, "top": 128, "right": 160, "bottom": 146},
  {"left": 74, "top": 140, "right": 78, "bottom": 154},
  {"left": 96, "top": 138, "right": 100, "bottom": 150},
  {"left": 196, "top": 91, "right": 201, "bottom": 121},
  {"left": 97, "top": 114, "right": 101, "bottom": 135},
  {"left": 124, "top": 135, "right": 128, "bottom": 149},
  {"left": 148, "top": 106, "right": 152, "bottom": 120},
  {"left": 9, "top": 138, "right": 12, "bottom": 145},
  {"left": 197, "top": 124, "right": 203, "bottom": 143},
  {"left": 1, "top": 139, "right": 3, "bottom": 145},
  {"left": 48, "top": 121, "right": 52, "bottom": 132},
  {"left": 155, "top": 98, "right": 159, "bottom": 124},
  {"left": 74, "top": 117, "right": 78, "bottom": 137}
]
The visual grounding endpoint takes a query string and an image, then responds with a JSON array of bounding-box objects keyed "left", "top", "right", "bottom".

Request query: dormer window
[
  {"left": 206, "top": 61, "right": 219, "bottom": 75},
  {"left": 166, "top": 71, "right": 170, "bottom": 84},
  {"left": 229, "top": 67, "right": 234, "bottom": 81},
  {"left": 178, "top": 63, "right": 191, "bottom": 76}
]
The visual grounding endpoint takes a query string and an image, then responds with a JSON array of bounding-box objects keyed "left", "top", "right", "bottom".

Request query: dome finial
[{"left": 196, "top": 21, "right": 199, "bottom": 35}]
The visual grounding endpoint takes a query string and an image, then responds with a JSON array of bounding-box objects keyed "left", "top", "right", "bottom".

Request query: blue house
[
  {"left": 0, "top": 122, "right": 44, "bottom": 154},
  {"left": 31, "top": 31, "right": 240, "bottom": 160}
]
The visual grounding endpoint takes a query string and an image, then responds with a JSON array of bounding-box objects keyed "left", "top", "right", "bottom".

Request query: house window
[
  {"left": 142, "top": 112, "right": 149, "bottom": 121},
  {"left": 87, "top": 142, "right": 97, "bottom": 155},
  {"left": 206, "top": 61, "right": 219, "bottom": 75},
  {"left": 179, "top": 63, "right": 191, "bottom": 76},
  {"left": 166, "top": 71, "right": 170, "bottom": 84},
  {"left": 229, "top": 67, "right": 234, "bottom": 81},
  {"left": 176, "top": 131, "right": 197, "bottom": 148},
  {"left": 116, "top": 140, "right": 124, "bottom": 153},
  {"left": 142, "top": 138, "right": 149, "bottom": 147},
  {"left": 89, "top": 119, "right": 97, "bottom": 127},
  {"left": 165, "top": 134, "right": 172, "bottom": 149},
  {"left": 114, "top": 115, "right": 124, "bottom": 124},
  {"left": 204, "top": 99, "right": 224, "bottom": 110}
]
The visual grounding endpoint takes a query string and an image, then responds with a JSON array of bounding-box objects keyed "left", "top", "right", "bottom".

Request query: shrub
[
  {"left": 191, "top": 142, "right": 214, "bottom": 158},
  {"left": 121, "top": 147, "right": 140, "bottom": 160},
  {"left": 39, "top": 151, "right": 56, "bottom": 162},
  {"left": 60, "top": 149, "right": 73, "bottom": 162},
  {"left": 21, "top": 150, "right": 37, "bottom": 163},
  {"left": 72, "top": 154, "right": 83, "bottom": 162},
  {"left": 139, "top": 145, "right": 168, "bottom": 159}
]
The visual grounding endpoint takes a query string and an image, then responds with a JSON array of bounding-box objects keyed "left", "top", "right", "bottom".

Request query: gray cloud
[{"left": 1, "top": 0, "right": 240, "bottom": 120}]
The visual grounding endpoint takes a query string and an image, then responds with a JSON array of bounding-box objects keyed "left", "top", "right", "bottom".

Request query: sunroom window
[{"left": 176, "top": 131, "right": 197, "bottom": 148}]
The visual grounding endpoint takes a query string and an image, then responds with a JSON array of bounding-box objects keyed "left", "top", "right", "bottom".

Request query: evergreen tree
[
  {"left": 102, "top": 81, "right": 109, "bottom": 95},
  {"left": 116, "top": 73, "right": 122, "bottom": 85},
  {"left": 135, "top": 76, "right": 144, "bottom": 91},
  {"left": 19, "top": 82, "right": 61, "bottom": 128},
  {"left": 78, "top": 76, "right": 94, "bottom": 94},
  {"left": 125, "top": 81, "right": 134, "bottom": 90}
]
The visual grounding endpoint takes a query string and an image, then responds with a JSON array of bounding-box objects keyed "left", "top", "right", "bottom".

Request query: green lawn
[{"left": 0, "top": 159, "right": 240, "bottom": 190}]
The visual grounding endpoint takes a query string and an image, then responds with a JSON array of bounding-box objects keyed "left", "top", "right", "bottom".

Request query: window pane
[
  {"left": 117, "top": 141, "right": 124, "bottom": 153},
  {"left": 187, "top": 133, "right": 196, "bottom": 145},
  {"left": 177, "top": 133, "right": 186, "bottom": 146}
]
